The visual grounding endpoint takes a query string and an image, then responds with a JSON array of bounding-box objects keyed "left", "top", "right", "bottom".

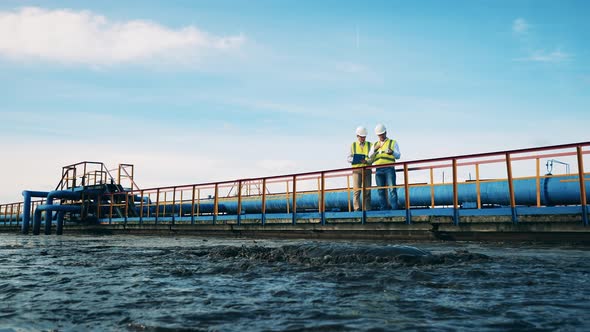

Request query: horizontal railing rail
[{"left": 1, "top": 141, "right": 589, "bottom": 227}]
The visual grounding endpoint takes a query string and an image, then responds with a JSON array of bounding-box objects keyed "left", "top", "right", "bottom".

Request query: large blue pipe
[
  {"left": 146, "top": 175, "right": 589, "bottom": 215},
  {"left": 43, "top": 191, "right": 81, "bottom": 235},
  {"left": 33, "top": 204, "right": 81, "bottom": 235},
  {"left": 21, "top": 191, "right": 49, "bottom": 234}
]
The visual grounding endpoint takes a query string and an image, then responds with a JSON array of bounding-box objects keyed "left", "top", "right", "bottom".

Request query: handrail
[{"left": 1, "top": 142, "right": 589, "bottom": 228}]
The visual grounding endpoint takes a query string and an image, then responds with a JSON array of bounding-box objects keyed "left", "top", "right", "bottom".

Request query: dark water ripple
[{"left": 0, "top": 235, "right": 589, "bottom": 331}]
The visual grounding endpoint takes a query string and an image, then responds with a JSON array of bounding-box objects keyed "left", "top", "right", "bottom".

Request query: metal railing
[{"left": 1, "top": 141, "right": 589, "bottom": 227}]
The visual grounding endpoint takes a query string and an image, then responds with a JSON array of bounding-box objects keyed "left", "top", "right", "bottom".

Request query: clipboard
[{"left": 352, "top": 154, "right": 367, "bottom": 164}]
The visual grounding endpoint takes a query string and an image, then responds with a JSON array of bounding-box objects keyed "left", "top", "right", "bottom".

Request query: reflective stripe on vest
[
  {"left": 351, "top": 141, "right": 372, "bottom": 168},
  {"left": 372, "top": 139, "right": 396, "bottom": 165}
]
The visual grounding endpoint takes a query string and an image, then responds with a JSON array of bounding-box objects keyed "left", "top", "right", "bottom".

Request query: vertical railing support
[
  {"left": 452, "top": 159, "right": 459, "bottom": 225},
  {"left": 292, "top": 175, "right": 297, "bottom": 225},
  {"left": 213, "top": 184, "right": 219, "bottom": 224},
  {"left": 506, "top": 153, "right": 518, "bottom": 223},
  {"left": 320, "top": 172, "right": 326, "bottom": 225},
  {"left": 576, "top": 147, "right": 588, "bottom": 226},
  {"left": 171, "top": 187, "right": 176, "bottom": 225},
  {"left": 536, "top": 158, "right": 541, "bottom": 207},
  {"left": 404, "top": 164, "right": 411, "bottom": 224},
  {"left": 155, "top": 189, "right": 160, "bottom": 225},
  {"left": 261, "top": 179, "right": 267, "bottom": 225},
  {"left": 361, "top": 168, "right": 366, "bottom": 225},
  {"left": 476, "top": 164, "right": 482, "bottom": 209},
  {"left": 237, "top": 180, "right": 242, "bottom": 226},
  {"left": 139, "top": 190, "right": 144, "bottom": 225},
  {"left": 429, "top": 167, "right": 435, "bottom": 208},
  {"left": 191, "top": 186, "right": 196, "bottom": 225}
]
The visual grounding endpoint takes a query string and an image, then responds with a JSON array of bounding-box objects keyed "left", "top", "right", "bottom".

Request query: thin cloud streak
[
  {"left": 515, "top": 49, "right": 571, "bottom": 63},
  {"left": 512, "top": 18, "right": 530, "bottom": 34},
  {"left": 0, "top": 7, "right": 245, "bottom": 66}
]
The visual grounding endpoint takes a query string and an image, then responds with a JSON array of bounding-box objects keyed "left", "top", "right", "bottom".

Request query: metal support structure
[
  {"left": 452, "top": 159, "right": 459, "bottom": 225},
  {"left": 237, "top": 180, "right": 242, "bottom": 226},
  {"left": 262, "top": 179, "right": 267, "bottom": 225},
  {"left": 404, "top": 164, "right": 411, "bottom": 224},
  {"left": 213, "top": 184, "right": 219, "bottom": 224},
  {"left": 577, "top": 147, "right": 588, "bottom": 226},
  {"left": 320, "top": 173, "right": 326, "bottom": 225},
  {"left": 191, "top": 186, "right": 196, "bottom": 225},
  {"left": 506, "top": 153, "right": 518, "bottom": 223},
  {"left": 292, "top": 175, "right": 297, "bottom": 225}
]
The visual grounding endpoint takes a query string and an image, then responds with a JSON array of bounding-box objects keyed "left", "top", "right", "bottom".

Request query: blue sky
[{"left": 0, "top": 1, "right": 588, "bottom": 203}]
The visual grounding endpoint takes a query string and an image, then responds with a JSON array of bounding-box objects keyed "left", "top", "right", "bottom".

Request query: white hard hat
[
  {"left": 375, "top": 123, "right": 387, "bottom": 135},
  {"left": 355, "top": 126, "right": 368, "bottom": 137}
]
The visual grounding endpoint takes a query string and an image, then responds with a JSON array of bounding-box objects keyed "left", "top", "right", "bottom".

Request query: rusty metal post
[
  {"left": 577, "top": 147, "right": 588, "bottom": 225},
  {"left": 506, "top": 153, "right": 518, "bottom": 223},
  {"left": 237, "top": 180, "right": 242, "bottom": 226},
  {"left": 452, "top": 159, "right": 459, "bottom": 225},
  {"left": 262, "top": 179, "right": 267, "bottom": 225},
  {"left": 404, "top": 164, "right": 411, "bottom": 224}
]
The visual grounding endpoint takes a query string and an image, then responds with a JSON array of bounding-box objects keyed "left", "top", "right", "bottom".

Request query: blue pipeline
[
  {"left": 21, "top": 190, "right": 49, "bottom": 234},
  {"left": 141, "top": 175, "right": 590, "bottom": 215},
  {"left": 33, "top": 204, "right": 81, "bottom": 235},
  {"left": 22, "top": 190, "right": 82, "bottom": 235}
]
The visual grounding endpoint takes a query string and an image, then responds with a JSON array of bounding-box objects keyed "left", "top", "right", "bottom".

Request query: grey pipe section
[{"left": 21, "top": 191, "right": 49, "bottom": 234}]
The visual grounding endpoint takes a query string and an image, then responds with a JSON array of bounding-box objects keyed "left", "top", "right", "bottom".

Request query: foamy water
[{"left": 0, "top": 235, "right": 588, "bottom": 331}]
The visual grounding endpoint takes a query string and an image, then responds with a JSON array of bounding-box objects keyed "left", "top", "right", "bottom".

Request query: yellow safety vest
[
  {"left": 351, "top": 141, "right": 372, "bottom": 168},
  {"left": 372, "top": 139, "right": 396, "bottom": 165}
]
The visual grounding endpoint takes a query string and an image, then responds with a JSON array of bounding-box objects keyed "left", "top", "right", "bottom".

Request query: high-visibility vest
[
  {"left": 351, "top": 141, "right": 372, "bottom": 168},
  {"left": 372, "top": 139, "right": 396, "bottom": 165}
]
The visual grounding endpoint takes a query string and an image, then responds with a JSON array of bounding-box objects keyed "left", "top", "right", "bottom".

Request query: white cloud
[
  {"left": 511, "top": 18, "right": 572, "bottom": 63},
  {"left": 516, "top": 49, "right": 571, "bottom": 63},
  {"left": 0, "top": 7, "right": 245, "bottom": 66},
  {"left": 512, "top": 18, "right": 529, "bottom": 34}
]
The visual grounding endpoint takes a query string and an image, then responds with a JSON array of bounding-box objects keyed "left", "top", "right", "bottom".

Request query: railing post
[
  {"left": 576, "top": 147, "right": 588, "bottom": 226},
  {"left": 155, "top": 189, "right": 160, "bottom": 225},
  {"left": 404, "top": 164, "right": 411, "bottom": 225},
  {"left": 320, "top": 172, "right": 326, "bottom": 225},
  {"left": 10, "top": 204, "right": 14, "bottom": 225},
  {"left": 213, "top": 183, "right": 219, "bottom": 224},
  {"left": 347, "top": 174, "right": 352, "bottom": 213},
  {"left": 292, "top": 175, "right": 297, "bottom": 225},
  {"left": 139, "top": 190, "right": 144, "bottom": 225},
  {"left": 506, "top": 153, "right": 518, "bottom": 223},
  {"left": 16, "top": 203, "right": 21, "bottom": 226},
  {"left": 361, "top": 168, "right": 366, "bottom": 225},
  {"left": 237, "top": 180, "right": 242, "bottom": 226},
  {"left": 171, "top": 187, "right": 176, "bottom": 225},
  {"left": 476, "top": 163, "right": 482, "bottom": 209},
  {"left": 536, "top": 158, "right": 541, "bottom": 207},
  {"left": 452, "top": 158, "right": 459, "bottom": 225},
  {"left": 430, "top": 167, "right": 435, "bottom": 208},
  {"left": 191, "top": 186, "right": 196, "bottom": 225},
  {"left": 262, "top": 179, "right": 267, "bottom": 225}
]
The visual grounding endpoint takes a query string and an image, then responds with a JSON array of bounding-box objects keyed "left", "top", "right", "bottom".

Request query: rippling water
[{"left": 0, "top": 235, "right": 589, "bottom": 331}]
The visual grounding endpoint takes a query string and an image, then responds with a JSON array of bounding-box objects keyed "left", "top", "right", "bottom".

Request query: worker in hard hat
[
  {"left": 370, "top": 123, "right": 401, "bottom": 210},
  {"left": 347, "top": 126, "right": 373, "bottom": 211}
]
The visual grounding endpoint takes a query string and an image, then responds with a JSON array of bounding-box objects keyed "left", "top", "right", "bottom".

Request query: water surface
[{"left": 0, "top": 235, "right": 588, "bottom": 331}]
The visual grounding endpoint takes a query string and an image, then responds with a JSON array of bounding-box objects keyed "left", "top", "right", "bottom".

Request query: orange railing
[{"left": 1, "top": 142, "right": 589, "bottom": 227}]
